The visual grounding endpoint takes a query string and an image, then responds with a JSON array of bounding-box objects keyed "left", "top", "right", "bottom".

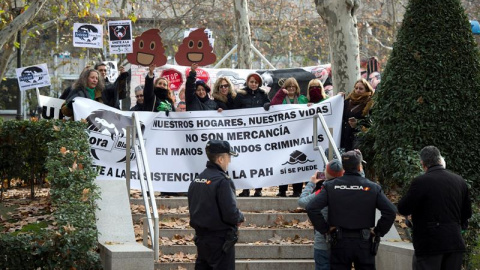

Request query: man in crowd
[
  {"left": 130, "top": 85, "right": 145, "bottom": 111},
  {"left": 398, "top": 146, "right": 472, "bottom": 270},
  {"left": 94, "top": 62, "right": 129, "bottom": 109},
  {"left": 306, "top": 149, "right": 396, "bottom": 270},
  {"left": 188, "top": 140, "right": 244, "bottom": 269},
  {"left": 176, "top": 101, "right": 187, "bottom": 112}
]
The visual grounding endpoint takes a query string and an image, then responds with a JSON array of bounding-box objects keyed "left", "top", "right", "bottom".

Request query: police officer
[
  {"left": 306, "top": 150, "right": 396, "bottom": 270},
  {"left": 188, "top": 140, "right": 245, "bottom": 270}
]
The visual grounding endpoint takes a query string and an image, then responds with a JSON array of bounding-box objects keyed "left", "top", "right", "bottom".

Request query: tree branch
[{"left": 0, "top": 0, "right": 47, "bottom": 51}]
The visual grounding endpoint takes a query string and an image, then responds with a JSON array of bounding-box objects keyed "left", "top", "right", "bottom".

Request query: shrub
[
  {"left": 0, "top": 120, "right": 101, "bottom": 269},
  {"left": 368, "top": 0, "right": 480, "bottom": 266}
]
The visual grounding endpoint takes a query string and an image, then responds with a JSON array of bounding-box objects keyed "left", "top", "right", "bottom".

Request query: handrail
[
  {"left": 127, "top": 112, "right": 159, "bottom": 261},
  {"left": 313, "top": 113, "right": 341, "bottom": 166}
]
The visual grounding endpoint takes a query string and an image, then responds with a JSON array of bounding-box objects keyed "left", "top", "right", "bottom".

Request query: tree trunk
[
  {"left": 315, "top": 0, "right": 361, "bottom": 94},
  {"left": 234, "top": 0, "right": 252, "bottom": 69}
]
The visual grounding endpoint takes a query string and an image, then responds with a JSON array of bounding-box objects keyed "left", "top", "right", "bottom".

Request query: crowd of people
[
  {"left": 60, "top": 61, "right": 472, "bottom": 270},
  {"left": 61, "top": 61, "right": 380, "bottom": 197}
]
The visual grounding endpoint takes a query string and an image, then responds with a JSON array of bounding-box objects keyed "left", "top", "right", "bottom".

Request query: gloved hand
[{"left": 263, "top": 102, "right": 271, "bottom": 111}]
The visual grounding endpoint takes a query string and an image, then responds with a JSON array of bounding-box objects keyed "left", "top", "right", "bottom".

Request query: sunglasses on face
[{"left": 219, "top": 84, "right": 229, "bottom": 89}]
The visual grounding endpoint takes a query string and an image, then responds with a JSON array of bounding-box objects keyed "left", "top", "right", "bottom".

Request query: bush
[
  {"left": 368, "top": 0, "right": 480, "bottom": 266},
  {"left": 0, "top": 120, "right": 101, "bottom": 269}
]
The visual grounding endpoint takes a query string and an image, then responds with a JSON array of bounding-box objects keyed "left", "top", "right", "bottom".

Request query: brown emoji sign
[
  {"left": 174, "top": 28, "right": 216, "bottom": 66},
  {"left": 127, "top": 29, "right": 167, "bottom": 67}
]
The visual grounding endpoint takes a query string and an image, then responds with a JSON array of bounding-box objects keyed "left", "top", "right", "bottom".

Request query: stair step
[
  {"left": 160, "top": 244, "right": 313, "bottom": 259},
  {"left": 133, "top": 212, "right": 310, "bottom": 227},
  {"left": 158, "top": 228, "right": 315, "bottom": 243},
  {"left": 154, "top": 259, "right": 315, "bottom": 270},
  {"left": 130, "top": 197, "right": 303, "bottom": 212}
]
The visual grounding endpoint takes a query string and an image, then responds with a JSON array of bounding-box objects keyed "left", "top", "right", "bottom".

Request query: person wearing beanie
[
  {"left": 306, "top": 150, "right": 396, "bottom": 270},
  {"left": 235, "top": 72, "right": 270, "bottom": 197},
  {"left": 185, "top": 63, "right": 218, "bottom": 111},
  {"left": 298, "top": 159, "right": 344, "bottom": 270}
]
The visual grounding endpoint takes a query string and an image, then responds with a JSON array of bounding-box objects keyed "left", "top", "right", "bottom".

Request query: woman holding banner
[
  {"left": 212, "top": 76, "right": 236, "bottom": 111},
  {"left": 271, "top": 77, "right": 308, "bottom": 197},
  {"left": 235, "top": 73, "right": 271, "bottom": 197},
  {"left": 61, "top": 68, "right": 105, "bottom": 117},
  {"left": 306, "top": 79, "right": 329, "bottom": 104}
]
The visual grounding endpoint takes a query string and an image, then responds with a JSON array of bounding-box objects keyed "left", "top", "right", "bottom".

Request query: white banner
[
  {"left": 70, "top": 95, "right": 343, "bottom": 192},
  {"left": 108, "top": 20, "right": 133, "bottom": 54},
  {"left": 16, "top": 64, "right": 51, "bottom": 91},
  {"left": 73, "top": 23, "right": 103, "bottom": 48}
]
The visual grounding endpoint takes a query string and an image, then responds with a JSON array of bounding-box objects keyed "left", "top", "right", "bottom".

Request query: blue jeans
[{"left": 314, "top": 248, "right": 330, "bottom": 270}]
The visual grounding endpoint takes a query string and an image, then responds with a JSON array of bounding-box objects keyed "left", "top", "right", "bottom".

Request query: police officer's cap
[
  {"left": 341, "top": 149, "right": 364, "bottom": 172},
  {"left": 206, "top": 140, "right": 239, "bottom": 157}
]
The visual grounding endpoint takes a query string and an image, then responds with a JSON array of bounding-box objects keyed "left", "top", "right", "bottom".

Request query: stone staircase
[{"left": 130, "top": 195, "right": 316, "bottom": 270}]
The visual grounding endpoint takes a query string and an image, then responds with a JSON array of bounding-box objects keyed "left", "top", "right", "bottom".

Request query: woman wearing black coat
[{"left": 185, "top": 63, "right": 217, "bottom": 111}]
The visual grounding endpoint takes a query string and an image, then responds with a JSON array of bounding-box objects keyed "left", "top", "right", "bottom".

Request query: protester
[
  {"left": 306, "top": 150, "right": 396, "bottom": 270},
  {"left": 235, "top": 73, "right": 270, "bottom": 197},
  {"left": 188, "top": 140, "right": 245, "bottom": 269},
  {"left": 398, "top": 146, "right": 472, "bottom": 270},
  {"left": 61, "top": 68, "right": 105, "bottom": 117},
  {"left": 368, "top": 72, "right": 381, "bottom": 92},
  {"left": 341, "top": 79, "right": 374, "bottom": 152},
  {"left": 212, "top": 76, "right": 236, "bottom": 111},
  {"left": 298, "top": 159, "right": 344, "bottom": 270},
  {"left": 130, "top": 85, "right": 145, "bottom": 111},
  {"left": 270, "top": 77, "right": 309, "bottom": 105},
  {"left": 176, "top": 101, "right": 187, "bottom": 112},
  {"left": 271, "top": 77, "right": 308, "bottom": 197},
  {"left": 185, "top": 63, "right": 218, "bottom": 111},
  {"left": 306, "top": 79, "right": 329, "bottom": 104},
  {"left": 145, "top": 64, "right": 175, "bottom": 113},
  {"left": 94, "top": 62, "right": 129, "bottom": 109}
]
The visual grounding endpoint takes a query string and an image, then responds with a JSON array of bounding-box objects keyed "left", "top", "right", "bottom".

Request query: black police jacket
[
  {"left": 306, "top": 172, "right": 396, "bottom": 237},
  {"left": 398, "top": 165, "right": 472, "bottom": 256},
  {"left": 188, "top": 161, "right": 244, "bottom": 233}
]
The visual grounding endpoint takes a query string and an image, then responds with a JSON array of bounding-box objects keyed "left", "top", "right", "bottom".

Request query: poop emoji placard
[
  {"left": 175, "top": 28, "right": 216, "bottom": 66},
  {"left": 127, "top": 29, "right": 167, "bottom": 67}
]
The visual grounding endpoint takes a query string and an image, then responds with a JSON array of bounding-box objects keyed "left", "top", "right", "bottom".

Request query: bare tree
[
  {"left": 315, "top": 0, "right": 361, "bottom": 94},
  {"left": 234, "top": 0, "right": 252, "bottom": 68}
]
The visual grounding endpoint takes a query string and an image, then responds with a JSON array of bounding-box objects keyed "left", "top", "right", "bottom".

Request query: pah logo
[
  {"left": 86, "top": 110, "right": 145, "bottom": 163},
  {"left": 20, "top": 67, "right": 44, "bottom": 83},
  {"left": 282, "top": 150, "right": 315, "bottom": 165},
  {"left": 75, "top": 24, "right": 99, "bottom": 42}
]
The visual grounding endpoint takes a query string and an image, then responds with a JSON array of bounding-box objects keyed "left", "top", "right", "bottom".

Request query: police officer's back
[
  {"left": 188, "top": 140, "right": 244, "bottom": 270},
  {"left": 306, "top": 150, "right": 396, "bottom": 270}
]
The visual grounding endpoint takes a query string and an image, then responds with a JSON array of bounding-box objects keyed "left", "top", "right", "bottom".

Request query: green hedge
[
  {"left": 366, "top": 0, "right": 480, "bottom": 266},
  {"left": 0, "top": 120, "right": 101, "bottom": 269}
]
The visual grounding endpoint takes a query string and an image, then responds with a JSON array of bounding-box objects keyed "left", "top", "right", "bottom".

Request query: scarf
[
  {"left": 309, "top": 87, "right": 325, "bottom": 103},
  {"left": 154, "top": 87, "right": 174, "bottom": 105},
  {"left": 86, "top": 87, "right": 95, "bottom": 100},
  {"left": 346, "top": 91, "right": 373, "bottom": 116}
]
